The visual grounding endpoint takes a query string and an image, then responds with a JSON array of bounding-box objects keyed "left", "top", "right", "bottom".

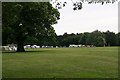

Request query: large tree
[
  {"left": 2, "top": 2, "right": 60, "bottom": 52},
  {"left": 79, "top": 32, "right": 89, "bottom": 45},
  {"left": 116, "top": 32, "right": 120, "bottom": 46},
  {"left": 103, "top": 31, "right": 117, "bottom": 46},
  {"left": 86, "top": 30, "right": 105, "bottom": 47}
]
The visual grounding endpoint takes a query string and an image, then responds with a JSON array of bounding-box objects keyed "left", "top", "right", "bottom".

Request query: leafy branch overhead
[{"left": 51, "top": 0, "right": 118, "bottom": 10}]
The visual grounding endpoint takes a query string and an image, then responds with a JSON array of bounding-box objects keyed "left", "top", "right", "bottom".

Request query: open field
[{"left": 2, "top": 47, "right": 118, "bottom": 78}]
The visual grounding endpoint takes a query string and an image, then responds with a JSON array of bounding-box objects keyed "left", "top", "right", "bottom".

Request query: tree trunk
[
  {"left": 17, "top": 42, "right": 25, "bottom": 52},
  {"left": 16, "top": 36, "right": 25, "bottom": 52}
]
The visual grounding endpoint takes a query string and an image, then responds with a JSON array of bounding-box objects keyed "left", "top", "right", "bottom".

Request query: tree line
[
  {"left": 57, "top": 30, "right": 120, "bottom": 47},
  {"left": 3, "top": 29, "right": 120, "bottom": 47}
]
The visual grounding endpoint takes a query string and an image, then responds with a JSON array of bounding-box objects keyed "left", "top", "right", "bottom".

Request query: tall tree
[
  {"left": 79, "top": 32, "right": 89, "bottom": 45},
  {"left": 90, "top": 30, "right": 105, "bottom": 47},
  {"left": 116, "top": 32, "right": 120, "bottom": 46},
  {"left": 79, "top": 30, "right": 106, "bottom": 46},
  {"left": 2, "top": 2, "right": 60, "bottom": 52},
  {"left": 103, "top": 31, "right": 117, "bottom": 46}
]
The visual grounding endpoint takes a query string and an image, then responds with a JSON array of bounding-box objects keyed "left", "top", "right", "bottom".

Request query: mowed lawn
[{"left": 2, "top": 47, "right": 118, "bottom": 78}]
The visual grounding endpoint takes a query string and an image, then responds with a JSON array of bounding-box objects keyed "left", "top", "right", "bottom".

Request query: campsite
[{"left": 1, "top": 0, "right": 119, "bottom": 79}]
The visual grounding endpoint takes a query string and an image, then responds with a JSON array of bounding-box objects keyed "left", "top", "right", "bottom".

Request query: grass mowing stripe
[{"left": 2, "top": 47, "right": 118, "bottom": 78}]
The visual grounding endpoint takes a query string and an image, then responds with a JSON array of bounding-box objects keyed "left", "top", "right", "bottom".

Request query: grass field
[{"left": 2, "top": 47, "right": 118, "bottom": 78}]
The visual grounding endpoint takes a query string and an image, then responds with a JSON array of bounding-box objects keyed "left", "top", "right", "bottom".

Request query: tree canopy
[
  {"left": 2, "top": 2, "right": 60, "bottom": 52},
  {"left": 57, "top": 30, "right": 119, "bottom": 47}
]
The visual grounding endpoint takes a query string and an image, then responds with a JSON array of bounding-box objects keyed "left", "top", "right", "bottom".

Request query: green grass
[{"left": 2, "top": 47, "right": 118, "bottom": 78}]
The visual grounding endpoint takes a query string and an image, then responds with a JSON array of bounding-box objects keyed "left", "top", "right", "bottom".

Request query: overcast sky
[{"left": 52, "top": 0, "right": 118, "bottom": 35}]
